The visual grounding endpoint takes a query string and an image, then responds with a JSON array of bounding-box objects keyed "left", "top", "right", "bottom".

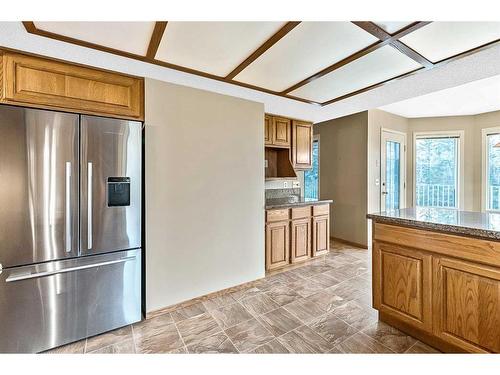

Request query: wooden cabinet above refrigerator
[{"left": 0, "top": 49, "right": 144, "bottom": 121}]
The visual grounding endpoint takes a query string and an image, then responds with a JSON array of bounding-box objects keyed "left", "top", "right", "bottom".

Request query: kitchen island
[{"left": 368, "top": 207, "right": 500, "bottom": 353}]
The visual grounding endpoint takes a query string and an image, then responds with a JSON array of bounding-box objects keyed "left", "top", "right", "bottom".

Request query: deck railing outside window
[{"left": 416, "top": 183, "right": 456, "bottom": 208}]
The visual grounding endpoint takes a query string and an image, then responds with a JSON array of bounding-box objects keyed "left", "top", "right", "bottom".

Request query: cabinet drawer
[
  {"left": 312, "top": 204, "right": 329, "bottom": 216},
  {"left": 266, "top": 209, "right": 289, "bottom": 222},
  {"left": 291, "top": 206, "right": 311, "bottom": 219}
]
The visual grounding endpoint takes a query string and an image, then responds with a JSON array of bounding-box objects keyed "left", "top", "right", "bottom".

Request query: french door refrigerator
[{"left": 0, "top": 105, "right": 142, "bottom": 353}]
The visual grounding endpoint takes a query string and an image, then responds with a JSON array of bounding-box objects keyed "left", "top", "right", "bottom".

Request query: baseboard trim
[
  {"left": 331, "top": 236, "right": 368, "bottom": 249},
  {"left": 145, "top": 276, "right": 265, "bottom": 319}
]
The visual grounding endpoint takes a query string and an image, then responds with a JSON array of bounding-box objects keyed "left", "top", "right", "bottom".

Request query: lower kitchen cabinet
[
  {"left": 312, "top": 214, "right": 330, "bottom": 257},
  {"left": 432, "top": 256, "right": 500, "bottom": 353},
  {"left": 372, "top": 222, "right": 500, "bottom": 353},
  {"left": 265, "top": 220, "right": 290, "bottom": 270},
  {"left": 373, "top": 242, "right": 432, "bottom": 333},
  {"left": 290, "top": 218, "right": 311, "bottom": 264},
  {"left": 265, "top": 203, "right": 330, "bottom": 271}
]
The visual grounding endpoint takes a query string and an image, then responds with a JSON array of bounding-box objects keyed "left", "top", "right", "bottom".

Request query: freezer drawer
[{"left": 0, "top": 249, "right": 141, "bottom": 353}]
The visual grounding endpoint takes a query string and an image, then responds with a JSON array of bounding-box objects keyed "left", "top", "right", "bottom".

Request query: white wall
[{"left": 145, "top": 78, "right": 265, "bottom": 312}]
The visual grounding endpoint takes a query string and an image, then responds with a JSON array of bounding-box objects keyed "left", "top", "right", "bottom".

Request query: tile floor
[{"left": 46, "top": 241, "right": 439, "bottom": 354}]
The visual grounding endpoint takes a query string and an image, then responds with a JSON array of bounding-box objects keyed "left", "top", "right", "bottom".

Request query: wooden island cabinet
[
  {"left": 265, "top": 203, "right": 331, "bottom": 271},
  {"left": 369, "top": 209, "right": 500, "bottom": 353}
]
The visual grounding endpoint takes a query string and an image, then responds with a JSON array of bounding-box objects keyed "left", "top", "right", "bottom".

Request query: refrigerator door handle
[
  {"left": 5, "top": 256, "right": 135, "bottom": 283},
  {"left": 87, "top": 161, "right": 93, "bottom": 249},
  {"left": 65, "top": 162, "right": 72, "bottom": 253}
]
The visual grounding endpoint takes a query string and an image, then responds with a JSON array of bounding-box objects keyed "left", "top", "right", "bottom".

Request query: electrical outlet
[{"left": 283, "top": 181, "right": 290, "bottom": 188}]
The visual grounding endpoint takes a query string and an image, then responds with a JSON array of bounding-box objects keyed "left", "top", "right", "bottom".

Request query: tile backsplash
[{"left": 265, "top": 188, "right": 301, "bottom": 200}]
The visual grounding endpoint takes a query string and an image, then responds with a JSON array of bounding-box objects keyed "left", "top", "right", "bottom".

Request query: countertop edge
[
  {"left": 265, "top": 200, "right": 333, "bottom": 210},
  {"left": 367, "top": 213, "right": 500, "bottom": 241}
]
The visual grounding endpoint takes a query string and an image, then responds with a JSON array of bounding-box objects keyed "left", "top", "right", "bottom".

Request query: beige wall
[
  {"left": 369, "top": 109, "right": 500, "bottom": 212},
  {"left": 145, "top": 78, "right": 265, "bottom": 312},
  {"left": 314, "top": 112, "right": 368, "bottom": 247}
]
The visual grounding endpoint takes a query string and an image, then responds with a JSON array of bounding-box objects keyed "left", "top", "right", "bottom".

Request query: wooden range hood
[{"left": 265, "top": 147, "right": 297, "bottom": 180}]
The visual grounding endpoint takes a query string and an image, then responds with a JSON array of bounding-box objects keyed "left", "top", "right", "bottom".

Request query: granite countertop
[
  {"left": 367, "top": 207, "right": 500, "bottom": 240},
  {"left": 265, "top": 197, "right": 333, "bottom": 209}
]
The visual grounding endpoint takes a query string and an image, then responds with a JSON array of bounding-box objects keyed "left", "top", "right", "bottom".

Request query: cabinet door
[
  {"left": 292, "top": 121, "right": 313, "bottom": 169},
  {"left": 264, "top": 115, "right": 273, "bottom": 146},
  {"left": 291, "top": 218, "right": 311, "bottom": 263},
  {"left": 373, "top": 242, "right": 432, "bottom": 333},
  {"left": 432, "top": 257, "right": 500, "bottom": 353},
  {"left": 272, "top": 117, "right": 291, "bottom": 147},
  {"left": 312, "top": 215, "right": 329, "bottom": 257},
  {"left": 265, "top": 221, "right": 290, "bottom": 270},
  {"left": 1, "top": 51, "right": 144, "bottom": 120}
]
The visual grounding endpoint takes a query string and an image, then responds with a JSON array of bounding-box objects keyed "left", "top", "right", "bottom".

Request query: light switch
[
  {"left": 264, "top": 160, "right": 268, "bottom": 168},
  {"left": 375, "top": 178, "right": 380, "bottom": 186}
]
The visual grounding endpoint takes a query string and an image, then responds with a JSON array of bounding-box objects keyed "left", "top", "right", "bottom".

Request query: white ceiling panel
[
  {"left": 380, "top": 74, "right": 500, "bottom": 118},
  {"left": 234, "top": 22, "right": 378, "bottom": 92},
  {"left": 289, "top": 45, "right": 422, "bottom": 103},
  {"left": 400, "top": 22, "right": 500, "bottom": 63},
  {"left": 34, "top": 22, "right": 156, "bottom": 56},
  {"left": 373, "top": 21, "right": 414, "bottom": 35},
  {"left": 155, "top": 22, "right": 286, "bottom": 76}
]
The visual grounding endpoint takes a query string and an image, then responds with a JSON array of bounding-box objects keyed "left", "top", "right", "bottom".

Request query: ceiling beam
[
  {"left": 352, "top": 21, "right": 434, "bottom": 68},
  {"left": 225, "top": 21, "right": 301, "bottom": 80},
  {"left": 146, "top": 21, "right": 168, "bottom": 59},
  {"left": 281, "top": 21, "right": 432, "bottom": 95}
]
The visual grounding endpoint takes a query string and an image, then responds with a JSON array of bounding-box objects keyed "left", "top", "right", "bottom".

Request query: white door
[{"left": 381, "top": 130, "right": 406, "bottom": 211}]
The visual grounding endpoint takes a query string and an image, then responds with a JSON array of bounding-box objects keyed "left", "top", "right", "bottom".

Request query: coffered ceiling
[{"left": 23, "top": 21, "right": 500, "bottom": 107}]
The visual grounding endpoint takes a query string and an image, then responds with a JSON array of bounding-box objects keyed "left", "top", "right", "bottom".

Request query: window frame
[
  {"left": 412, "top": 130, "right": 465, "bottom": 210},
  {"left": 304, "top": 134, "right": 320, "bottom": 200},
  {"left": 380, "top": 128, "right": 407, "bottom": 211},
  {"left": 481, "top": 126, "right": 500, "bottom": 212}
]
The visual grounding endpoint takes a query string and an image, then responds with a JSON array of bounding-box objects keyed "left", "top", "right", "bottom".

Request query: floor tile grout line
[
  {"left": 173, "top": 322, "right": 189, "bottom": 353},
  {"left": 130, "top": 324, "right": 138, "bottom": 354},
  {"left": 232, "top": 300, "right": 281, "bottom": 351},
  {"left": 353, "top": 331, "right": 397, "bottom": 353}
]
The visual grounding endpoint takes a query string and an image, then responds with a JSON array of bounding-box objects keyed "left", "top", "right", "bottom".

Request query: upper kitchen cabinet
[
  {"left": 272, "top": 116, "right": 291, "bottom": 147},
  {"left": 264, "top": 114, "right": 291, "bottom": 148},
  {"left": 0, "top": 50, "right": 144, "bottom": 120},
  {"left": 264, "top": 114, "right": 273, "bottom": 146},
  {"left": 292, "top": 120, "right": 313, "bottom": 170}
]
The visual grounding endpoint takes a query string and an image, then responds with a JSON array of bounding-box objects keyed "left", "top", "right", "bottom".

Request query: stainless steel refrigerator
[{"left": 0, "top": 105, "right": 142, "bottom": 353}]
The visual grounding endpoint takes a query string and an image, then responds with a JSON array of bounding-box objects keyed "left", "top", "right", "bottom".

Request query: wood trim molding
[
  {"left": 21, "top": 21, "right": 500, "bottom": 108},
  {"left": 281, "top": 21, "right": 432, "bottom": 96},
  {"left": 146, "top": 21, "right": 168, "bottom": 59},
  {"left": 225, "top": 21, "right": 300, "bottom": 80},
  {"left": 330, "top": 236, "right": 368, "bottom": 249},
  {"left": 353, "top": 21, "right": 434, "bottom": 68},
  {"left": 21, "top": 21, "right": 320, "bottom": 106}
]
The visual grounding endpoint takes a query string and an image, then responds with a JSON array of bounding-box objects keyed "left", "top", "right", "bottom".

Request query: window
[
  {"left": 414, "top": 132, "right": 463, "bottom": 209},
  {"left": 304, "top": 137, "right": 319, "bottom": 199},
  {"left": 385, "top": 140, "right": 401, "bottom": 210},
  {"left": 482, "top": 127, "right": 500, "bottom": 211}
]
